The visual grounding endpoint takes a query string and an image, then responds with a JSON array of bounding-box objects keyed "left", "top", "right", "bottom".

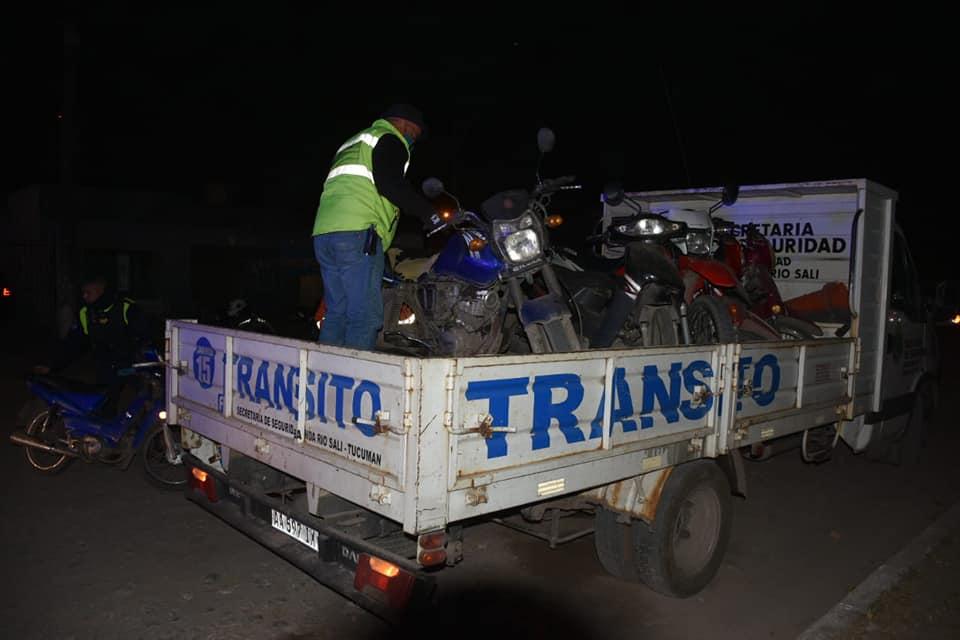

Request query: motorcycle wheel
[
  {"left": 771, "top": 316, "right": 819, "bottom": 340},
  {"left": 24, "top": 409, "right": 73, "bottom": 474},
  {"left": 645, "top": 306, "right": 681, "bottom": 347},
  {"left": 688, "top": 296, "right": 738, "bottom": 345},
  {"left": 141, "top": 423, "right": 187, "bottom": 489}
]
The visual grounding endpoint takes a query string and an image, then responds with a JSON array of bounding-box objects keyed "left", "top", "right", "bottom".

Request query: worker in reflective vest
[
  {"left": 311, "top": 103, "right": 437, "bottom": 350},
  {"left": 36, "top": 273, "right": 150, "bottom": 385}
]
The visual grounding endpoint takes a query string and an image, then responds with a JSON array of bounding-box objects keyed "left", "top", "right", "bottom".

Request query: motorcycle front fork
[
  {"left": 679, "top": 301, "right": 692, "bottom": 344},
  {"left": 160, "top": 423, "right": 182, "bottom": 464}
]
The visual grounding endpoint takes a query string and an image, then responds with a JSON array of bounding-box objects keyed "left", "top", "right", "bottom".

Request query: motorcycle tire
[
  {"left": 688, "top": 296, "right": 738, "bottom": 345},
  {"left": 645, "top": 306, "right": 681, "bottom": 347},
  {"left": 141, "top": 423, "right": 187, "bottom": 490},
  {"left": 771, "top": 316, "right": 820, "bottom": 341},
  {"left": 24, "top": 409, "right": 73, "bottom": 474}
]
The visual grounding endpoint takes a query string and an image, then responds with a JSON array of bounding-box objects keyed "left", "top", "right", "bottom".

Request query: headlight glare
[
  {"left": 503, "top": 229, "right": 541, "bottom": 262},
  {"left": 495, "top": 214, "right": 543, "bottom": 264},
  {"left": 685, "top": 231, "right": 712, "bottom": 255}
]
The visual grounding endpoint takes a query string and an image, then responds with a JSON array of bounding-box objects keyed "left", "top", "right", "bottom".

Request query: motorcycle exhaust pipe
[{"left": 9, "top": 431, "right": 79, "bottom": 458}]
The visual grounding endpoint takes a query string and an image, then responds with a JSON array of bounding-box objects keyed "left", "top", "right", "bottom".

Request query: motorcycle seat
[{"left": 555, "top": 266, "right": 620, "bottom": 294}]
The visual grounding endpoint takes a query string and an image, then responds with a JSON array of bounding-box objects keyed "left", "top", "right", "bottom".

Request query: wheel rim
[
  {"left": 144, "top": 426, "right": 187, "bottom": 486},
  {"left": 690, "top": 305, "right": 719, "bottom": 344},
  {"left": 25, "top": 411, "right": 69, "bottom": 471},
  {"left": 671, "top": 484, "right": 723, "bottom": 577}
]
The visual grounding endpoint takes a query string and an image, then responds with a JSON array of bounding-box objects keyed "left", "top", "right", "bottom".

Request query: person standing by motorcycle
[
  {"left": 34, "top": 273, "right": 151, "bottom": 386},
  {"left": 310, "top": 103, "right": 437, "bottom": 350}
]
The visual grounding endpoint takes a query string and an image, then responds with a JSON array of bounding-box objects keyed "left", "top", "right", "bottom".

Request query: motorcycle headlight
[
  {"left": 616, "top": 217, "right": 681, "bottom": 237},
  {"left": 495, "top": 214, "right": 543, "bottom": 263},
  {"left": 685, "top": 231, "right": 712, "bottom": 255}
]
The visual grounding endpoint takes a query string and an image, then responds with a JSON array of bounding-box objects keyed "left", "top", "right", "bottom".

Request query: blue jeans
[{"left": 313, "top": 230, "right": 384, "bottom": 350}]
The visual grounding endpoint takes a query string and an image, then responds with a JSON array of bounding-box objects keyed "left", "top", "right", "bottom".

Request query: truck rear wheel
[{"left": 593, "top": 461, "right": 732, "bottom": 597}]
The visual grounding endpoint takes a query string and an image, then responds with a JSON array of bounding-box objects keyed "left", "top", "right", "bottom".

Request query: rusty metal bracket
[
  {"left": 449, "top": 414, "right": 517, "bottom": 439},
  {"left": 353, "top": 410, "right": 407, "bottom": 436}
]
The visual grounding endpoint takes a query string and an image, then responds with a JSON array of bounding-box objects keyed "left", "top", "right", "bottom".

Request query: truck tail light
[
  {"left": 354, "top": 553, "right": 415, "bottom": 609},
  {"left": 190, "top": 467, "right": 219, "bottom": 502},
  {"left": 417, "top": 530, "right": 447, "bottom": 567}
]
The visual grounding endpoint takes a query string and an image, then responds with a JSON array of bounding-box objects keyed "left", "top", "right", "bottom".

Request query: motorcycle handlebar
[
  {"left": 534, "top": 175, "right": 580, "bottom": 195},
  {"left": 130, "top": 361, "right": 165, "bottom": 369}
]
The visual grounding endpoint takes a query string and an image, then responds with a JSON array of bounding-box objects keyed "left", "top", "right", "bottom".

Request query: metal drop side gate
[{"left": 166, "top": 320, "right": 856, "bottom": 536}]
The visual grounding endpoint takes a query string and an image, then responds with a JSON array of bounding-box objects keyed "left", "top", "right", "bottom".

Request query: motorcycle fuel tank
[{"left": 432, "top": 230, "right": 502, "bottom": 287}]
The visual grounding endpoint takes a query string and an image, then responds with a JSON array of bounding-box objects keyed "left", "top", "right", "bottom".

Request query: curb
[{"left": 797, "top": 500, "right": 960, "bottom": 639}]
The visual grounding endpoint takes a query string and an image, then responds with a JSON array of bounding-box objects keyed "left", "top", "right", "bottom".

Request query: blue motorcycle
[
  {"left": 10, "top": 350, "right": 186, "bottom": 489},
  {"left": 378, "top": 129, "right": 584, "bottom": 357}
]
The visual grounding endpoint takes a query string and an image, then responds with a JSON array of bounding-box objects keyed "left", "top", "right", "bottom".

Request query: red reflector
[
  {"left": 418, "top": 548, "right": 447, "bottom": 567},
  {"left": 727, "top": 301, "right": 740, "bottom": 325},
  {"left": 418, "top": 531, "right": 446, "bottom": 550},
  {"left": 189, "top": 466, "right": 219, "bottom": 502},
  {"left": 1, "top": 288, "right": 11, "bottom": 297},
  {"left": 354, "top": 553, "right": 415, "bottom": 609}
]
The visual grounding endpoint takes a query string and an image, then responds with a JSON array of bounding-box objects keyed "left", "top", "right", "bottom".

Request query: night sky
[{"left": 6, "top": 4, "right": 953, "bottom": 274}]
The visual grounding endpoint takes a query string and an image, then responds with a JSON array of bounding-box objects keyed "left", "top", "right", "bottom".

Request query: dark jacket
[
  {"left": 53, "top": 290, "right": 150, "bottom": 384},
  {"left": 371, "top": 134, "right": 436, "bottom": 224}
]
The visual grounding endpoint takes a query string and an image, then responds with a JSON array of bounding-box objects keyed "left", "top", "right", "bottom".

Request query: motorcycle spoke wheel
[
  {"left": 24, "top": 410, "right": 73, "bottom": 474},
  {"left": 141, "top": 424, "right": 187, "bottom": 489}
]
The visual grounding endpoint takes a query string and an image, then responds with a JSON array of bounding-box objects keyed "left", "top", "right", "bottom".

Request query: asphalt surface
[{"left": 2, "top": 334, "right": 958, "bottom": 639}]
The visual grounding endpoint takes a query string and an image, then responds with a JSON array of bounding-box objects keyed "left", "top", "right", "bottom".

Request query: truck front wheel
[{"left": 594, "top": 461, "right": 733, "bottom": 597}]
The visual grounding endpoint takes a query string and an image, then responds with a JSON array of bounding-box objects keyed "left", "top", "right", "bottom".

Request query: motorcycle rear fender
[{"left": 738, "top": 310, "right": 782, "bottom": 340}]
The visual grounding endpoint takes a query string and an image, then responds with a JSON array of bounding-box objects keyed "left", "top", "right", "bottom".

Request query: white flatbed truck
[{"left": 165, "top": 179, "right": 937, "bottom": 620}]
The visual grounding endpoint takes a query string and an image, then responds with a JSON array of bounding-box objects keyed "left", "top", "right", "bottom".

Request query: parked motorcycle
[
  {"left": 712, "top": 219, "right": 822, "bottom": 340},
  {"left": 207, "top": 298, "right": 276, "bottom": 335},
  {"left": 9, "top": 348, "right": 186, "bottom": 488},
  {"left": 553, "top": 182, "right": 691, "bottom": 348},
  {"left": 379, "top": 129, "right": 583, "bottom": 356},
  {"left": 663, "top": 187, "right": 783, "bottom": 344}
]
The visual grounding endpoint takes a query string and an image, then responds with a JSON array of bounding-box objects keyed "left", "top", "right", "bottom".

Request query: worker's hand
[{"left": 32, "top": 365, "right": 51, "bottom": 375}]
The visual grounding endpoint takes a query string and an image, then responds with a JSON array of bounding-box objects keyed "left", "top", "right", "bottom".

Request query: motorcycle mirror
[
  {"left": 422, "top": 177, "right": 445, "bottom": 199},
  {"left": 537, "top": 128, "right": 556, "bottom": 154},
  {"left": 602, "top": 182, "right": 625, "bottom": 207},
  {"left": 722, "top": 184, "right": 740, "bottom": 207}
]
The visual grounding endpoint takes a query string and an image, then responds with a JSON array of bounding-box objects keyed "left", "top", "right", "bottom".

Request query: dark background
[{"left": 2, "top": 3, "right": 954, "bottom": 331}]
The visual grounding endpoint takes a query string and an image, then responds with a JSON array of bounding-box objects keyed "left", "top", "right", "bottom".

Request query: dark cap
[{"left": 381, "top": 103, "right": 427, "bottom": 134}]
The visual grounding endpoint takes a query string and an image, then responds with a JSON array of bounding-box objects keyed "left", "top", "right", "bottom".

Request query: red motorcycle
[
  {"left": 665, "top": 187, "right": 783, "bottom": 344},
  {"left": 713, "top": 220, "right": 822, "bottom": 340}
]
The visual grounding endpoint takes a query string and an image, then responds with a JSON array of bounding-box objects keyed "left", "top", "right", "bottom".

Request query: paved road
[{"left": 2, "top": 343, "right": 957, "bottom": 640}]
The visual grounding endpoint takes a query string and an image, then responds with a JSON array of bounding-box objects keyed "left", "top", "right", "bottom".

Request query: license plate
[{"left": 271, "top": 509, "right": 319, "bottom": 552}]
